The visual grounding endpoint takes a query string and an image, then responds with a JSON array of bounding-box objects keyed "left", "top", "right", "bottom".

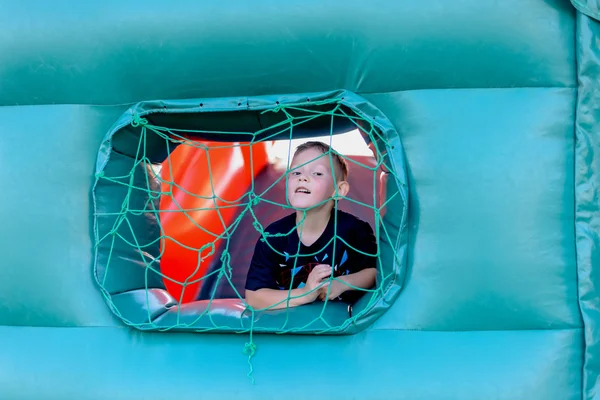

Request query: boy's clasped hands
[{"left": 304, "top": 264, "right": 347, "bottom": 301}]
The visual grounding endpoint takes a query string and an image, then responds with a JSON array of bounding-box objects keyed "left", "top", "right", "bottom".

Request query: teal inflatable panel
[
  {"left": 0, "top": 105, "right": 126, "bottom": 328},
  {"left": 365, "top": 87, "right": 581, "bottom": 331},
  {"left": 0, "top": 326, "right": 583, "bottom": 400},
  {"left": 572, "top": 0, "right": 600, "bottom": 18},
  {"left": 0, "top": 0, "right": 576, "bottom": 105},
  {"left": 575, "top": 12, "right": 600, "bottom": 400}
]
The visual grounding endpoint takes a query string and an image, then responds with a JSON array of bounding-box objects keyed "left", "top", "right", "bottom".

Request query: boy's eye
[{"left": 313, "top": 172, "right": 323, "bottom": 176}]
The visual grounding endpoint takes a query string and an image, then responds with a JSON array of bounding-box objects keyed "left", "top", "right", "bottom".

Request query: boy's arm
[
  {"left": 246, "top": 264, "right": 333, "bottom": 310},
  {"left": 320, "top": 267, "right": 376, "bottom": 300},
  {"left": 338, "top": 267, "right": 377, "bottom": 290},
  {"left": 245, "top": 287, "right": 314, "bottom": 310}
]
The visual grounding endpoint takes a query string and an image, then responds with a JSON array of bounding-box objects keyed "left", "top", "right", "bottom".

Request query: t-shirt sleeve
[{"left": 245, "top": 233, "right": 280, "bottom": 292}]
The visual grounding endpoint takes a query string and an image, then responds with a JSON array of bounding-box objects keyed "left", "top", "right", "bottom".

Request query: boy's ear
[{"left": 334, "top": 181, "right": 350, "bottom": 198}]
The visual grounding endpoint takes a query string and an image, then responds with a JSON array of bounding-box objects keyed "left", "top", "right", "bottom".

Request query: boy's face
[{"left": 287, "top": 148, "right": 347, "bottom": 210}]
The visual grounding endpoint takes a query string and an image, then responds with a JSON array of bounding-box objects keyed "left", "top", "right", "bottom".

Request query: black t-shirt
[{"left": 245, "top": 209, "right": 377, "bottom": 304}]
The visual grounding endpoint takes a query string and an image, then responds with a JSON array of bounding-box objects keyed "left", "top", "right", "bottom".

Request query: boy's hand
[
  {"left": 318, "top": 280, "right": 348, "bottom": 301},
  {"left": 304, "top": 264, "right": 332, "bottom": 300}
]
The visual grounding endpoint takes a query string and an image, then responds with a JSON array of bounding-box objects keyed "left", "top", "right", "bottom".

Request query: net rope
[{"left": 95, "top": 98, "right": 403, "bottom": 381}]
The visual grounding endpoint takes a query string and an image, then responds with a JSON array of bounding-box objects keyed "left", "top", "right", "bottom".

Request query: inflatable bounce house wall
[{"left": 1, "top": 1, "right": 599, "bottom": 399}]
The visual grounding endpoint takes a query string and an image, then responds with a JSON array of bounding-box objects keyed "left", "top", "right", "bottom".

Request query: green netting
[{"left": 93, "top": 95, "right": 407, "bottom": 380}]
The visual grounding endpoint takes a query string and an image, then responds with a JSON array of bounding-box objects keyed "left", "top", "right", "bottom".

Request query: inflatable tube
[{"left": 159, "top": 141, "right": 269, "bottom": 303}]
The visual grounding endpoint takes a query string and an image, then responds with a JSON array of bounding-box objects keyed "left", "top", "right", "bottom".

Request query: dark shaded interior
[{"left": 112, "top": 104, "right": 366, "bottom": 163}]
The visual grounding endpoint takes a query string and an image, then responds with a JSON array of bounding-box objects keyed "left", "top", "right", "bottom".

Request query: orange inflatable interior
[{"left": 159, "top": 141, "right": 270, "bottom": 303}]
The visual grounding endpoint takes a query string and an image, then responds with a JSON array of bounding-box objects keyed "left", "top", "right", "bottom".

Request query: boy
[{"left": 245, "top": 141, "right": 377, "bottom": 310}]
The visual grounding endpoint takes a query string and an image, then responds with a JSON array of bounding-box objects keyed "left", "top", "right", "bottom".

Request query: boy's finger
[
  {"left": 319, "top": 269, "right": 331, "bottom": 279},
  {"left": 313, "top": 269, "right": 325, "bottom": 277},
  {"left": 313, "top": 266, "right": 325, "bottom": 273}
]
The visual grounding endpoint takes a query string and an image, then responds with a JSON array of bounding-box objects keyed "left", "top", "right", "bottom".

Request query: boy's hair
[{"left": 293, "top": 141, "right": 348, "bottom": 181}]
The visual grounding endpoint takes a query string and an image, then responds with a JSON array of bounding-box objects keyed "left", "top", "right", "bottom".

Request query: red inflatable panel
[{"left": 159, "top": 141, "right": 269, "bottom": 303}]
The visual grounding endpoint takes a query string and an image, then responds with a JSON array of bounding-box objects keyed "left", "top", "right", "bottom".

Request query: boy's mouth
[{"left": 295, "top": 187, "right": 311, "bottom": 194}]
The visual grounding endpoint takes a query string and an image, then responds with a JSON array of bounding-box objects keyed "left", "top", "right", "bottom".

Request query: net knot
[
  {"left": 243, "top": 340, "right": 257, "bottom": 384},
  {"left": 131, "top": 113, "right": 148, "bottom": 127},
  {"left": 243, "top": 342, "right": 256, "bottom": 357},
  {"left": 249, "top": 193, "right": 260, "bottom": 206},
  {"left": 253, "top": 220, "right": 264, "bottom": 234},
  {"left": 220, "top": 251, "right": 233, "bottom": 278},
  {"left": 260, "top": 105, "right": 282, "bottom": 114},
  {"left": 220, "top": 251, "right": 230, "bottom": 263},
  {"left": 95, "top": 171, "right": 104, "bottom": 178}
]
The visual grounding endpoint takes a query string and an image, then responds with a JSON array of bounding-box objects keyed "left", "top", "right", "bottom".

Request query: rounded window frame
[{"left": 92, "top": 90, "right": 409, "bottom": 335}]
